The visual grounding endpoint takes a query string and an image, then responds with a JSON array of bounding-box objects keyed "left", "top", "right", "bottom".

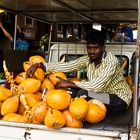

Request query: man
[
  {"left": 27, "top": 30, "right": 132, "bottom": 112},
  {"left": 0, "top": 22, "right": 29, "bottom": 50},
  {"left": 114, "top": 24, "right": 133, "bottom": 42},
  {"left": 121, "top": 24, "right": 133, "bottom": 42}
]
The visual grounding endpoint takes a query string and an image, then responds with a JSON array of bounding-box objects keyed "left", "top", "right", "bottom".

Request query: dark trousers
[{"left": 69, "top": 88, "right": 128, "bottom": 112}]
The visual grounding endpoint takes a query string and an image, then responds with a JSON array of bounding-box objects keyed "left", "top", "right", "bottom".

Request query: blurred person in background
[
  {"left": 0, "top": 21, "right": 29, "bottom": 50},
  {"left": 114, "top": 23, "right": 133, "bottom": 42}
]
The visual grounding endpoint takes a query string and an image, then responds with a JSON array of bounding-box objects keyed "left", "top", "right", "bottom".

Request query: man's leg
[{"left": 77, "top": 89, "right": 128, "bottom": 112}]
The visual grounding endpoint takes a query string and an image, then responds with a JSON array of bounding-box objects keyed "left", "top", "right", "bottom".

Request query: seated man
[{"left": 27, "top": 29, "right": 132, "bottom": 112}]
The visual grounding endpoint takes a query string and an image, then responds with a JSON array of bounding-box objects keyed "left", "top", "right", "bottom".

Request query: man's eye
[
  {"left": 87, "top": 47, "right": 98, "bottom": 49},
  {"left": 87, "top": 47, "right": 91, "bottom": 49}
]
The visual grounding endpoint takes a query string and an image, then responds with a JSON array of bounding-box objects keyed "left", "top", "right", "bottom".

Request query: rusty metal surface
[{"left": 0, "top": 0, "right": 138, "bottom": 23}]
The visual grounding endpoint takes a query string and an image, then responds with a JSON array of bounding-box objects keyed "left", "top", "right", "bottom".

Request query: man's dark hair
[
  {"left": 85, "top": 29, "right": 105, "bottom": 46},
  {"left": 17, "top": 32, "right": 25, "bottom": 40}
]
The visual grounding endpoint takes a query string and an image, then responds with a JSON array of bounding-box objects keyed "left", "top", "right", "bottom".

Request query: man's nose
[{"left": 90, "top": 48, "right": 95, "bottom": 53}]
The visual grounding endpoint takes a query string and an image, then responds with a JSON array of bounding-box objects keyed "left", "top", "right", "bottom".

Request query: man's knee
[{"left": 77, "top": 89, "right": 88, "bottom": 97}]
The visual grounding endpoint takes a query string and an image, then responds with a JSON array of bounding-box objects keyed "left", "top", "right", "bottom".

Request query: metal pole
[
  {"left": 48, "top": 23, "right": 53, "bottom": 61},
  {"left": 13, "top": 14, "right": 18, "bottom": 50},
  {"left": 132, "top": 0, "right": 140, "bottom": 127}
]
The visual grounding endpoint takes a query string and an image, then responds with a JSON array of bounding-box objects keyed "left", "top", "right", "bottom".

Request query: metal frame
[
  {"left": 0, "top": 0, "right": 139, "bottom": 139},
  {"left": 0, "top": 0, "right": 138, "bottom": 23},
  {"left": 133, "top": 0, "right": 140, "bottom": 128}
]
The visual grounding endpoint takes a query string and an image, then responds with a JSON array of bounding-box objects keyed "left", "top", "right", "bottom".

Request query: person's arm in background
[
  {"left": 17, "top": 25, "right": 21, "bottom": 33},
  {"left": 0, "top": 22, "right": 13, "bottom": 42}
]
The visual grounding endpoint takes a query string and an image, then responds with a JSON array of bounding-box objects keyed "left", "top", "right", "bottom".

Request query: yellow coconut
[
  {"left": 31, "top": 101, "right": 48, "bottom": 123},
  {"left": 69, "top": 97, "right": 88, "bottom": 120},
  {"left": 34, "top": 91, "right": 42, "bottom": 101},
  {"left": 85, "top": 99, "right": 107, "bottom": 123},
  {"left": 0, "top": 86, "right": 13, "bottom": 101},
  {"left": 29, "top": 55, "right": 46, "bottom": 63},
  {"left": 20, "top": 93, "right": 39, "bottom": 108},
  {"left": 63, "top": 109, "right": 83, "bottom": 128},
  {"left": 44, "top": 108, "right": 66, "bottom": 129},
  {"left": 15, "top": 72, "right": 27, "bottom": 84},
  {"left": 34, "top": 68, "right": 45, "bottom": 81},
  {"left": 48, "top": 72, "right": 67, "bottom": 85},
  {"left": 23, "top": 61, "right": 33, "bottom": 72},
  {"left": 41, "top": 78, "right": 55, "bottom": 92},
  {"left": 43, "top": 89, "right": 71, "bottom": 110},
  {"left": 17, "top": 103, "right": 25, "bottom": 115},
  {"left": 2, "top": 113, "right": 27, "bottom": 123},
  {"left": 19, "top": 78, "right": 41, "bottom": 94},
  {"left": 1, "top": 95, "right": 19, "bottom": 116}
]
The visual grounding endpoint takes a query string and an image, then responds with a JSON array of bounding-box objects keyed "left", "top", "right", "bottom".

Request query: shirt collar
[{"left": 102, "top": 50, "right": 107, "bottom": 59}]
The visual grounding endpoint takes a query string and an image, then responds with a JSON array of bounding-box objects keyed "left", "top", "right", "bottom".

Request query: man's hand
[
  {"left": 26, "top": 62, "right": 45, "bottom": 78},
  {"left": 55, "top": 76, "right": 71, "bottom": 89},
  {"left": 55, "top": 76, "right": 79, "bottom": 89}
]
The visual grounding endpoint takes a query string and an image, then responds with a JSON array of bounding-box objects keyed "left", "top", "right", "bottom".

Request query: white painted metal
[
  {"left": 0, "top": 121, "right": 123, "bottom": 140},
  {"left": 120, "top": 134, "right": 129, "bottom": 140},
  {"left": 49, "top": 43, "right": 136, "bottom": 74},
  {"left": 49, "top": 43, "right": 136, "bottom": 62}
]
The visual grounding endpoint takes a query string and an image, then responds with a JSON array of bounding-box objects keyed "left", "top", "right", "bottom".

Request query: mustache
[{"left": 90, "top": 53, "right": 97, "bottom": 55}]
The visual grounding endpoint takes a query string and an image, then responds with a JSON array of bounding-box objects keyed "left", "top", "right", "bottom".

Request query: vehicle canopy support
[
  {"left": 13, "top": 14, "right": 17, "bottom": 50},
  {"left": 133, "top": 0, "right": 140, "bottom": 128}
]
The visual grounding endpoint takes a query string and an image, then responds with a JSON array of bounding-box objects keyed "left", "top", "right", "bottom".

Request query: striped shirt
[{"left": 44, "top": 51, "right": 132, "bottom": 106}]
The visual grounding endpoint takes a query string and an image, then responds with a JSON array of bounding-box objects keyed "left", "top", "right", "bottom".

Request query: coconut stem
[
  {"left": 20, "top": 94, "right": 33, "bottom": 123},
  {"left": 3, "top": 60, "right": 18, "bottom": 94},
  {"left": 3, "top": 60, "right": 33, "bottom": 123}
]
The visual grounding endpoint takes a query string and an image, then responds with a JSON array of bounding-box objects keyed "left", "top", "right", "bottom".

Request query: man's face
[{"left": 87, "top": 43, "right": 105, "bottom": 61}]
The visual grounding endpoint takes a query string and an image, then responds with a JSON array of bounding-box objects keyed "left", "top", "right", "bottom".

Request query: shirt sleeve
[
  {"left": 43, "top": 55, "right": 88, "bottom": 73},
  {"left": 74, "top": 60, "right": 118, "bottom": 92},
  {"left": 12, "top": 40, "right": 29, "bottom": 50}
]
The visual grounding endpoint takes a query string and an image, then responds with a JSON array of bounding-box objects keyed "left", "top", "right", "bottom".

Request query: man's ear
[{"left": 102, "top": 45, "right": 106, "bottom": 51}]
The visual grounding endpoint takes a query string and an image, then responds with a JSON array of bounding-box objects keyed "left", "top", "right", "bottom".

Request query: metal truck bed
[{"left": 0, "top": 101, "right": 133, "bottom": 140}]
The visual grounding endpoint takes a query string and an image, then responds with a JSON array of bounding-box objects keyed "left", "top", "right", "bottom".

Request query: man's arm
[
  {"left": 56, "top": 76, "right": 79, "bottom": 89},
  {"left": 0, "top": 22, "right": 13, "bottom": 41},
  {"left": 44, "top": 55, "right": 88, "bottom": 73},
  {"left": 17, "top": 25, "right": 21, "bottom": 33},
  {"left": 26, "top": 62, "right": 45, "bottom": 78},
  {"left": 26, "top": 56, "right": 87, "bottom": 79}
]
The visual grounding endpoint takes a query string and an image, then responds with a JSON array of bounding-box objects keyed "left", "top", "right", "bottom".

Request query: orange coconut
[
  {"left": 48, "top": 72, "right": 67, "bottom": 85},
  {"left": 34, "top": 91, "right": 42, "bottom": 101},
  {"left": 23, "top": 61, "right": 33, "bottom": 72},
  {"left": 20, "top": 93, "right": 39, "bottom": 108},
  {"left": 43, "top": 89, "right": 71, "bottom": 110},
  {"left": 29, "top": 55, "right": 46, "bottom": 63},
  {"left": 0, "top": 86, "right": 13, "bottom": 101},
  {"left": 41, "top": 78, "right": 55, "bottom": 92},
  {"left": 2, "top": 113, "right": 27, "bottom": 123},
  {"left": 31, "top": 101, "right": 48, "bottom": 123},
  {"left": 17, "top": 103, "right": 25, "bottom": 115},
  {"left": 63, "top": 109, "right": 83, "bottom": 128},
  {"left": 1, "top": 95, "right": 19, "bottom": 116},
  {"left": 15, "top": 72, "right": 27, "bottom": 84},
  {"left": 69, "top": 97, "right": 88, "bottom": 120},
  {"left": 85, "top": 99, "right": 107, "bottom": 123},
  {"left": 34, "top": 68, "right": 45, "bottom": 81},
  {"left": 19, "top": 78, "right": 41, "bottom": 94},
  {"left": 44, "top": 108, "right": 66, "bottom": 129}
]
